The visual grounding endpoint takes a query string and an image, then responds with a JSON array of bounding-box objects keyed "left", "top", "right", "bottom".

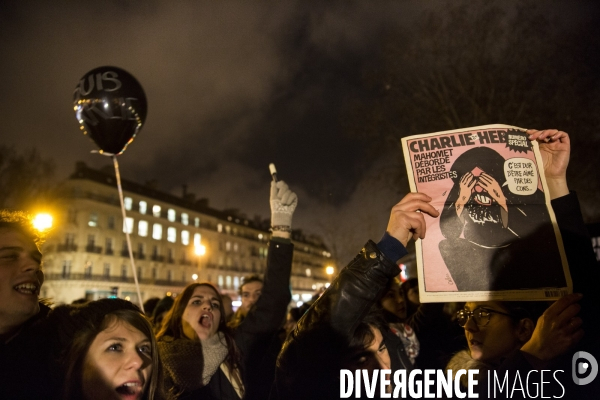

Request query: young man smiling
[{"left": 0, "top": 210, "right": 55, "bottom": 399}]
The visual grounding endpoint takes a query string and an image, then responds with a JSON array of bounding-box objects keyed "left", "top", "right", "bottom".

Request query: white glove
[{"left": 270, "top": 180, "right": 298, "bottom": 231}]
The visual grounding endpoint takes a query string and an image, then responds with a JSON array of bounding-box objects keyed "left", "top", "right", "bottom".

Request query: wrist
[
  {"left": 545, "top": 177, "right": 569, "bottom": 200},
  {"left": 272, "top": 231, "right": 291, "bottom": 239}
]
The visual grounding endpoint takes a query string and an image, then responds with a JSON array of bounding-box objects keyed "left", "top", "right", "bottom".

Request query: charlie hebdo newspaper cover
[{"left": 401, "top": 124, "right": 571, "bottom": 302}]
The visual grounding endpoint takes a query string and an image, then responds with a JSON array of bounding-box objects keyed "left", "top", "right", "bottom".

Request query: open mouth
[
  {"left": 469, "top": 339, "right": 483, "bottom": 348},
  {"left": 473, "top": 193, "right": 492, "bottom": 205},
  {"left": 13, "top": 283, "right": 39, "bottom": 295},
  {"left": 115, "top": 382, "right": 143, "bottom": 399},
  {"left": 200, "top": 312, "right": 213, "bottom": 328}
]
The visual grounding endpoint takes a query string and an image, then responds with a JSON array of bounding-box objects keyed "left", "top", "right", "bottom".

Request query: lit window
[
  {"left": 193, "top": 233, "right": 201, "bottom": 246},
  {"left": 123, "top": 217, "right": 134, "bottom": 234},
  {"left": 167, "top": 227, "right": 177, "bottom": 243},
  {"left": 233, "top": 243, "right": 239, "bottom": 252},
  {"left": 258, "top": 233, "right": 263, "bottom": 240},
  {"left": 124, "top": 197, "right": 133, "bottom": 211},
  {"left": 152, "top": 223, "right": 162, "bottom": 240},
  {"left": 226, "top": 275, "right": 232, "bottom": 289},
  {"left": 139, "top": 201, "right": 147, "bottom": 214},
  {"left": 306, "top": 268, "right": 311, "bottom": 277},
  {"left": 167, "top": 209, "right": 176, "bottom": 222},
  {"left": 181, "top": 230, "right": 190, "bottom": 245},
  {"left": 218, "top": 275, "right": 224, "bottom": 288},
  {"left": 217, "top": 223, "right": 223, "bottom": 233},
  {"left": 233, "top": 276, "right": 239, "bottom": 290},
  {"left": 194, "top": 217, "right": 200, "bottom": 227},
  {"left": 138, "top": 221, "right": 148, "bottom": 237},
  {"left": 226, "top": 241, "right": 231, "bottom": 252},
  {"left": 181, "top": 213, "right": 189, "bottom": 225},
  {"left": 88, "top": 213, "right": 98, "bottom": 227},
  {"left": 152, "top": 205, "right": 161, "bottom": 217}
]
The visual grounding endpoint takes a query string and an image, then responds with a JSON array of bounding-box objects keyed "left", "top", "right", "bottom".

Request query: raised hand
[
  {"left": 526, "top": 129, "right": 570, "bottom": 199},
  {"left": 387, "top": 192, "right": 439, "bottom": 247},
  {"left": 520, "top": 293, "right": 584, "bottom": 361}
]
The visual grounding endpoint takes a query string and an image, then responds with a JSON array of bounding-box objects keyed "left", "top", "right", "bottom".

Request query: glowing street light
[
  {"left": 192, "top": 274, "right": 198, "bottom": 281},
  {"left": 325, "top": 266, "right": 335, "bottom": 276},
  {"left": 32, "top": 213, "right": 53, "bottom": 231},
  {"left": 194, "top": 244, "right": 206, "bottom": 256}
]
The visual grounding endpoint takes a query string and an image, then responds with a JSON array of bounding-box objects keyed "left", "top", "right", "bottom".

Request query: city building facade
[{"left": 40, "top": 163, "right": 332, "bottom": 307}]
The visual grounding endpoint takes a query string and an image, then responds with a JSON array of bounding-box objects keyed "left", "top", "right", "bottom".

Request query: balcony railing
[
  {"left": 85, "top": 245, "right": 103, "bottom": 253},
  {"left": 57, "top": 243, "right": 78, "bottom": 252},
  {"left": 105, "top": 248, "right": 114, "bottom": 255},
  {"left": 151, "top": 254, "right": 165, "bottom": 262},
  {"left": 44, "top": 273, "right": 188, "bottom": 287}
]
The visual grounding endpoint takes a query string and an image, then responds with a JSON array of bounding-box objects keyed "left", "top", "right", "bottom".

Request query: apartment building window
[
  {"left": 65, "top": 233, "right": 75, "bottom": 246},
  {"left": 193, "top": 233, "right": 201, "bottom": 246},
  {"left": 167, "top": 227, "right": 176, "bottom": 243},
  {"left": 88, "top": 213, "right": 98, "bottom": 227},
  {"left": 103, "top": 263, "right": 110, "bottom": 278},
  {"left": 225, "top": 226, "right": 231, "bottom": 234},
  {"left": 105, "top": 238, "right": 113, "bottom": 255},
  {"left": 225, "top": 241, "right": 231, "bottom": 252},
  {"left": 123, "top": 217, "right": 134, "bottom": 234},
  {"left": 139, "top": 201, "right": 147, "bottom": 215},
  {"left": 62, "top": 260, "right": 72, "bottom": 277},
  {"left": 138, "top": 220, "right": 148, "bottom": 237},
  {"left": 167, "top": 209, "right": 176, "bottom": 222},
  {"left": 181, "top": 213, "right": 189, "bottom": 225},
  {"left": 181, "top": 230, "right": 190, "bottom": 245},
  {"left": 233, "top": 243, "right": 239, "bottom": 252},
  {"left": 137, "top": 243, "right": 145, "bottom": 259},
  {"left": 152, "top": 223, "right": 162, "bottom": 240},
  {"left": 137, "top": 266, "right": 142, "bottom": 280},
  {"left": 194, "top": 217, "right": 200, "bottom": 228},
  {"left": 121, "top": 265, "right": 127, "bottom": 279},
  {"left": 107, "top": 215, "right": 115, "bottom": 230},
  {"left": 152, "top": 205, "right": 161, "bottom": 217},
  {"left": 152, "top": 268, "right": 157, "bottom": 279},
  {"left": 226, "top": 275, "right": 232, "bottom": 289},
  {"left": 167, "top": 249, "right": 174, "bottom": 263},
  {"left": 84, "top": 262, "right": 92, "bottom": 278},
  {"left": 124, "top": 197, "right": 133, "bottom": 211},
  {"left": 182, "top": 271, "right": 186, "bottom": 282},
  {"left": 217, "top": 224, "right": 223, "bottom": 233},
  {"left": 168, "top": 270, "right": 173, "bottom": 282},
  {"left": 218, "top": 275, "right": 224, "bottom": 288},
  {"left": 233, "top": 276, "right": 239, "bottom": 290},
  {"left": 67, "top": 208, "right": 77, "bottom": 224}
]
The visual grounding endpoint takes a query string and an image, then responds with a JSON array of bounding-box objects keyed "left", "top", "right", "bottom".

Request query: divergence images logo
[{"left": 572, "top": 351, "right": 598, "bottom": 386}]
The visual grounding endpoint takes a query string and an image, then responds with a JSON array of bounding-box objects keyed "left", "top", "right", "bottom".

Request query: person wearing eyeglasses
[{"left": 446, "top": 129, "right": 599, "bottom": 399}]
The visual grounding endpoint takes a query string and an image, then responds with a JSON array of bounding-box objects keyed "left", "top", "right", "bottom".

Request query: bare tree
[
  {"left": 344, "top": 1, "right": 600, "bottom": 220},
  {"left": 0, "top": 145, "right": 56, "bottom": 211}
]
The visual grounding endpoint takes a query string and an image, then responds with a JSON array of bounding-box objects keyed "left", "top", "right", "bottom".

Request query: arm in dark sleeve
[
  {"left": 551, "top": 192, "right": 599, "bottom": 340},
  {"left": 238, "top": 238, "right": 293, "bottom": 336}
]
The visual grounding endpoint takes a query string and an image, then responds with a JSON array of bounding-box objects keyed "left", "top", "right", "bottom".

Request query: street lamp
[
  {"left": 194, "top": 244, "right": 206, "bottom": 256},
  {"left": 325, "top": 266, "right": 335, "bottom": 276},
  {"left": 32, "top": 213, "right": 53, "bottom": 231},
  {"left": 192, "top": 274, "right": 198, "bottom": 281}
]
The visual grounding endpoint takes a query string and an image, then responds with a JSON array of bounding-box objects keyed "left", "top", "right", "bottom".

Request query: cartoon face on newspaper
[{"left": 401, "top": 124, "right": 571, "bottom": 302}]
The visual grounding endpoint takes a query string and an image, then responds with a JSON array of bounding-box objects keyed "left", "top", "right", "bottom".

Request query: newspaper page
[{"left": 401, "top": 124, "right": 571, "bottom": 302}]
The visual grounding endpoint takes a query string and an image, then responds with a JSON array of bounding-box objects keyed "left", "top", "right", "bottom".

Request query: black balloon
[{"left": 73, "top": 66, "right": 147, "bottom": 155}]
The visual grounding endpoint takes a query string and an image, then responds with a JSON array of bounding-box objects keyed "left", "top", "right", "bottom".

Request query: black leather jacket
[{"left": 272, "top": 240, "right": 413, "bottom": 400}]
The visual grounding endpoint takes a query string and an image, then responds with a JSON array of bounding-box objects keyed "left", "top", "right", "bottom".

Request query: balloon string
[{"left": 112, "top": 156, "right": 145, "bottom": 314}]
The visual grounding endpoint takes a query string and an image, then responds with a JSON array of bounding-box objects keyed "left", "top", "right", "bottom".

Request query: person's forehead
[
  {"left": 242, "top": 281, "right": 263, "bottom": 291},
  {"left": 465, "top": 301, "right": 502, "bottom": 310},
  {"left": 192, "top": 286, "right": 219, "bottom": 299},
  {"left": 96, "top": 319, "right": 148, "bottom": 342},
  {"left": 0, "top": 228, "right": 37, "bottom": 251}
]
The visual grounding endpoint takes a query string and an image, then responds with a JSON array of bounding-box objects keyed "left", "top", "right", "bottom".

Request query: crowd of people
[{"left": 1, "top": 129, "right": 598, "bottom": 399}]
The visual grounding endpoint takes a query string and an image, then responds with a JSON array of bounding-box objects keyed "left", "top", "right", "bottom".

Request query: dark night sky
[{"left": 1, "top": 1, "right": 598, "bottom": 263}]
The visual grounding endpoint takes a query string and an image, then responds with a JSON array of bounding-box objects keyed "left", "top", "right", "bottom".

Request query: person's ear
[{"left": 516, "top": 318, "right": 535, "bottom": 342}]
